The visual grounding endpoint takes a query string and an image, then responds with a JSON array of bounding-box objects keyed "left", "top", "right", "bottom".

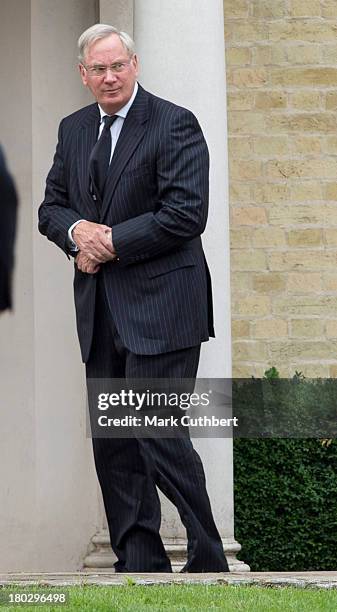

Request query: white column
[
  {"left": 99, "top": 0, "right": 134, "bottom": 33},
  {"left": 0, "top": 0, "right": 100, "bottom": 572},
  {"left": 0, "top": 0, "right": 36, "bottom": 571},
  {"left": 31, "top": 0, "right": 100, "bottom": 571},
  {"left": 132, "top": 0, "right": 248, "bottom": 570}
]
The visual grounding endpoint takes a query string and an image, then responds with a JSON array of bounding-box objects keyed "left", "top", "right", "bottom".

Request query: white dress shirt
[{"left": 68, "top": 82, "right": 139, "bottom": 250}]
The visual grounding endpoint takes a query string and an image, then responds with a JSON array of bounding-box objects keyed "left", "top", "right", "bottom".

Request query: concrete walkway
[{"left": 1, "top": 572, "right": 337, "bottom": 589}]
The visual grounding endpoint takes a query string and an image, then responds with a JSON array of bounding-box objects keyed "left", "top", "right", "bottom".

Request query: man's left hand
[{"left": 75, "top": 252, "right": 101, "bottom": 274}]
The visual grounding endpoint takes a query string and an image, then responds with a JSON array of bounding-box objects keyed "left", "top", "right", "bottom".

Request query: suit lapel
[
  {"left": 100, "top": 86, "right": 149, "bottom": 222},
  {"left": 76, "top": 104, "right": 100, "bottom": 218}
]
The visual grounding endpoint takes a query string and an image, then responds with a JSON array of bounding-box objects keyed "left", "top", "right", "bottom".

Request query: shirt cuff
[{"left": 68, "top": 220, "right": 85, "bottom": 252}]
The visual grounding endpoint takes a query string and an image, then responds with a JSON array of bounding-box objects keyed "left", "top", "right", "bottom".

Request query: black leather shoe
[{"left": 180, "top": 563, "right": 229, "bottom": 573}]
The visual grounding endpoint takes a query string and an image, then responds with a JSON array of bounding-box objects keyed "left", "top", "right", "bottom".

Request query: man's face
[{"left": 79, "top": 34, "right": 139, "bottom": 114}]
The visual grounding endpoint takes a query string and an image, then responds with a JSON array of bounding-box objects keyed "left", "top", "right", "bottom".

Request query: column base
[{"left": 83, "top": 530, "right": 250, "bottom": 572}]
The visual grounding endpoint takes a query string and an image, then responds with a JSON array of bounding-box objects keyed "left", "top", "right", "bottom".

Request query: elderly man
[{"left": 38, "top": 24, "right": 228, "bottom": 573}]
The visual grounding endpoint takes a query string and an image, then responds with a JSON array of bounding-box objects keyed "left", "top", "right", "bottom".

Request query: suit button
[{"left": 92, "top": 194, "right": 97, "bottom": 201}]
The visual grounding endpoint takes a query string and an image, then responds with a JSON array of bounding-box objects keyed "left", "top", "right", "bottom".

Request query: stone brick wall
[{"left": 224, "top": 0, "right": 337, "bottom": 377}]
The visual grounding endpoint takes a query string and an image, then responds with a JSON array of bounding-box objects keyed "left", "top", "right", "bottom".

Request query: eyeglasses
[{"left": 82, "top": 60, "right": 132, "bottom": 77}]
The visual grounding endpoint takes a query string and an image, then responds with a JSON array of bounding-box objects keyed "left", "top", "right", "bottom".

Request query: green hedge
[{"left": 234, "top": 438, "right": 337, "bottom": 571}]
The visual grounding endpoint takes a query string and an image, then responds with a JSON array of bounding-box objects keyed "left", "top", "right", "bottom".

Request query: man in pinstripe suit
[{"left": 38, "top": 24, "right": 228, "bottom": 573}]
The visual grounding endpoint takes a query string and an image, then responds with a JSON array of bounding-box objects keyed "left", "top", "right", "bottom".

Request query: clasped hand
[{"left": 73, "top": 221, "right": 117, "bottom": 274}]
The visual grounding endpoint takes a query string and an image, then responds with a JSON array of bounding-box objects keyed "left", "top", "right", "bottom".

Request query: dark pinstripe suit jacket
[{"left": 38, "top": 84, "right": 215, "bottom": 362}]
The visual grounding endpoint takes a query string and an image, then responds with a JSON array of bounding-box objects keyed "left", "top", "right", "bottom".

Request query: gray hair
[{"left": 78, "top": 24, "right": 135, "bottom": 63}]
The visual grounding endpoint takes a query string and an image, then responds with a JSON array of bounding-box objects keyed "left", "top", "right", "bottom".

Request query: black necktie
[{"left": 89, "top": 114, "right": 118, "bottom": 198}]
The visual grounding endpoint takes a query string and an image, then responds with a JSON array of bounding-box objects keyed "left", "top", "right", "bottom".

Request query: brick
[
  {"left": 313, "top": 157, "right": 337, "bottom": 178},
  {"left": 253, "top": 44, "right": 288, "bottom": 65},
  {"left": 253, "top": 319, "right": 288, "bottom": 338},
  {"left": 322, "top": 274, "right": 337, "bottom": 291},
  {"left": 287, "top": 229, "right": 322, "bottom": 247},
  {"left": 325, "top": 229, "right": 337, "bottom": 246},
  {"left": 322, "top": 46, "right": 337, "bottom": 65},
  {"left": 223, "top": 0, "right": 249, "bottom": 19},
  {"left": 326, "top": 320, "right": 337, "bottom": 338},
  {"left": 226, "top": 47, "right": 251, "bottom": 66},
  {"left": 325, "top": 205, "right": 337, "bottom": 224},
  {"left": 322, "top": 0, "right": 337, "bottom": 19},
  {"left": 290, "top": 319, "right": 324, "bottom": 337},
  {"left": 224, "top": 23, "right": 234, "bottom": 43},
  {"left": 228, "top": 68, "right": 268, "bottom": 88},
  {"left": 253, "top": 273, "right": 286, "bottom": 293},
  {"left": 227, "top": 22, "right": 269, "bottom": 43},
  {"left": 287, "top": 272, "right": 321, "bottom": 292},
  {"left": 265, "top": 158, "right": 336, "bottom": 180},
  {"left": 298, "top": 364, "right": 329, "bottom": 377},
  {"left": 232, "top": 364, "right": 256, "bottom": 378},
  {"left": 324, "top": 183, "right": 337, "bottom": 201},
  {"left": 289, "top": 0, "right": 321, "bottom": 17},
  {"left": 329, "top": 365, "right": 337, "bottom": 378},
  {"left": 255, "top": 91, "right": 287, "bottom": 109},
  {"left": 269, "top": 251, "right": 337, "bottom": 272},
  {"left": 228, "top": 137, "right": 252, "bottom": 157},
  {"left": 232, "top": 320, "right": 250, "bottom": 338},
  {"left": 315, "top": 157, "right": 337, "bottom": 178},
  {"left": 269, "top": 204, "right": 322, "bottom": 225},
  {"left": 233, "top": 341, "right": 269, "bottom": 361},
  {"left": 289, "top": 92, "right": 321, "bottom": 111},
  {"left": 230, "top": 159, "right": 263, "bottom": 181},
  {"left": 269, "top": 21, "right": 337, "bottom": 43},
  {"left": 228, "top": 111, "right": 265, "bottom": 135},
  {"left": 286, "top": 45, "right": 321, "bottom": 65},
  {"left": 253, "top": 183, "right": 289, "bottom": 203},
  {"left": 326, "top": 92, "right": 337, "bottom": 111},
  {"left": 231, "top": 250, "right": 267, "bottom": 271},
  {"left": 330, "top": 365, "right": 337, "bottom": 377},
  {"left": 271, "top": 67, "right": 337, "bottom": 87},
  {"left": 290, "top": 137, "right": 321, "bottom": 154},
  {"left": 269, "top": 340, "right": 337, "bottom": 360},
  {"left": 290, "top": 182, "right": 322, "bottom": 201},
  {"left": 322, "top": 137, "right": 337, "bottom": 154},
  {"left": 227, "top": 92, "right": 254, "bottom": 110},
  {"left": 233, "top": 295, "right": 271, "bottom": 315},
  {"left": 264, "top": 160, "right": 300, "bottom": 180},
  {"left": 231, "top": 206, "right": 267, "bottom": 226},
  {"left": 230, "top": 272, "right": 252, "bottom": 292},
  {"left": 252, "top": 136, "right": 288, "bottom": 156},
  {"left": 273, "top": 295, "right": 337, "bottom": 316},
  {"left": 266, "top": 113, "right": 337, "bottom": 134},
  {"left": 252, "top": 0, "right": 285, "bottom": 19},
  {"left": 229, "top": 183, "right": 251, "bottom": 202},
  {"left": 252, "top": 227, "right": 286, "bottom": 247},
  {"left": 230, "top": 228, "right": 252, "bottom": 248}
]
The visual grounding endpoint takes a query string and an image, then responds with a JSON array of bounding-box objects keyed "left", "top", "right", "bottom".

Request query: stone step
[
  {"left": 83, "top": 531, "right": 250, "bottom": 572},
  {"left": 1, "top": 572, "right": 337, "bottom": 588}
]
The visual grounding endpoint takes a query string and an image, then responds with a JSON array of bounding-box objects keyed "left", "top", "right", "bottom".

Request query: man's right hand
[{"left": 72, "top": 220, "right": 117, "bottom": 263}]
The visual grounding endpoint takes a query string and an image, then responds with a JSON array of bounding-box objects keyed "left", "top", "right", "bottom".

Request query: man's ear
[
  {"left": 79, "top": 63, "right": 88, "bottom": 86},
  {"left": 132, "top": 54, "right": 139, "bottom": 78}
]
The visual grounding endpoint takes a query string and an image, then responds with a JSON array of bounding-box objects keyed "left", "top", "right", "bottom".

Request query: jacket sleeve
[
  {"left": 38, "top": 119, "right": 84, "bottom": 256},
  {"left": 111, "top": 107, "right": 209, "bottom": 266}
]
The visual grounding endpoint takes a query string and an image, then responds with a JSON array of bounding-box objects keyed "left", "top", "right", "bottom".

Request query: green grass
[{"left": 1, "top": 584, "right": 337, "bottom": 612}]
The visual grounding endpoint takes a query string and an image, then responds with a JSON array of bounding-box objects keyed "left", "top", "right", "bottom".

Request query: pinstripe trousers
[{"left": 86, "top": 275, "right": 229, "bottom": 573}]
